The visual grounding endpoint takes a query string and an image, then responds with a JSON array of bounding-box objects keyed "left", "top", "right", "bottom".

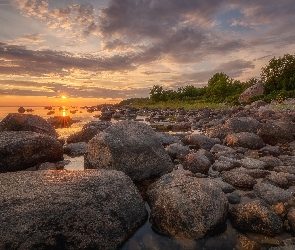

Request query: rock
[
  {"left": 181, "top": 133, "right": 219, "bottom": 150},
  {"left": 0, "top": 131, "right": 63, "bottom": 173},
  {"left": 84, "top": 121, "right": 173, "bottom": 182},
  {"left": 235, "top": 234, "right": 262, "bottom": 250},
  {"left": 259, "top": 156, "right": 283, "bottom": 170},
  {"left": 210, "top": 144, "right": 237, "bottom": 155},
  {"left": 155, "top": 132, "right": 180, "bottom": 146},
  {"left": 257, "top": 123, "right": 294, "bottom": 145},
  {"left": 238, "top": 83, "right": 265, "bottom": 103},
  {"left": 239, "top": 157, "right": 267, "bottom": 170},
  {"left": 67, "top": 121, "right": 112, "bottom": 143},
  {"left": 274, "top": 165, "right": 295, "bottom": 175},
  {"left": 265, "top": 172, "right": 289, "bottom": 189},
  {"left": 17, "top": 106, "right": 25, "bottom": 113},
  {"left": 287, "top": 208, "right": 295, "bottom": 233},
  {"left": 165, "top": 143, "right": 190, "bottom": 161},
  {"left": 0, "top": 113, "right": 58, "bottom": 138},
  {"left": 211, "top": 178, "right": 236, "bottom": 193},
  {"left": 279, "top": 156, "right": 295, "bottom": 166},
  {"left": 253, "top": 182, "right": 293, "bottom": 205},
  {"left": 212, "top": 160, "right": 237, "bottom": 172},
  {"left": 182, "top": 151, "right": 212, "bottom": 174},
  {"left": 225, "top": 132, "right": 265, "bottom": 149},
  {"left": 259, "top": 145, "right": 282, "bottom": 157},
  {"left": 64, "top": 142, "right": 88, "bottom": 156},
  {"left": 0, "top": 170, "right": 147, "bottom": 249},
  {"left": 146, "top": 170, "right": 228, "bottom": 238},
  {"left": 226, "top": 192, "right": 241, "bottom": 204},
  {"left": 47, "top": 116, "right": 75, "bottom": 128},
  {"left": 229, "top": 200, "right": 283, "bottom": 236},
  {"left": 38, "top": 162, "right": 63, "bottom": 170},
  {"left": 269, "top": 246, "right": 295, "bottom": 250},
  {"left": 223, "top": 117, "right": 262, "bottom": 133},
  {"left": 221, "top": 170, "right": 257, "bottom": 189}
]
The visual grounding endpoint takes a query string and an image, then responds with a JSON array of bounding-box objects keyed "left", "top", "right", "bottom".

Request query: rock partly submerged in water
[
  {"left": 0, "top": 131, "right": 63, "bottom": 173},
  {"left": 0, "top": 170, "right": 147, "bottom": 250},
  {"left": 0, "top": 113, "right": 58, "bottom": 138},
  {"left": 85, "top": 120, "right": 174, "bottom": 182},
  {"left": 147, "top": 170, "right": 229, "bottom": 239}
]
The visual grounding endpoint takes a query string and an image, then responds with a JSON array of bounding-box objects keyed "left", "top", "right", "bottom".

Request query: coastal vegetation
[{"left": 120, "top": 53, "right": 295, "bottom": 109}]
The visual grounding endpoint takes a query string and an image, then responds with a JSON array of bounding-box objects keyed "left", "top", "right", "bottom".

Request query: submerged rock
[
  {"left": 0, "top": 131, "right": 63, "bottom": 173},
  {"left": 0, "top": 170, "right": 147, "bottom": 250},
  {"left": 147, "top": 170, "right": 229, "bottom": 239},
  {"left": 85, "top": 121, "right": 173, "bottom": 182}
]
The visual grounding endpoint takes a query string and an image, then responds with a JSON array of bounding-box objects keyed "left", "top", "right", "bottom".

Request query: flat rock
[
  {"left": 84, "top": 121, "right": 173, "bottom": 182},
  {"left": 221, "top": 170, "right": 257, "bottom": 189},
  {"left": 147, "top": 170, "right": 228, "bottom": 238},
  {"left": 225, "top": 132, "right": 265, "bottom": 149},
  {"left": 0, "top": 170, "right": 147, "bottom": 250},
  {"left": 0, "top": 131, "right": 63, "bottom": 173},
  {"left": 239, "top": 157, "right": 267, "bottom": 170}
]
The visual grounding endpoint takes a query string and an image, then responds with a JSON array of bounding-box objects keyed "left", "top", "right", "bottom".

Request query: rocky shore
[{"left": 1, "top": 99, "right": 295, "bottom": 249}]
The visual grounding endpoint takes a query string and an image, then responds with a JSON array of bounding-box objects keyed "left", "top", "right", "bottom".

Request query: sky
[{"left": 0, "top": 0, "right": 294, "bottom": 106}]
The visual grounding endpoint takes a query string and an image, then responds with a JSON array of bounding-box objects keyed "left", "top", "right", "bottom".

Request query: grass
[{"left": 130, "top": 100, "right": 228, "bottom": 110}]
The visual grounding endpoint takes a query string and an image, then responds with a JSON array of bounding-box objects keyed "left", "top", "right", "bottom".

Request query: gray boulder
[
  {"left": 84, "top": 121, "right": 173, "bottom": 182},
  {"left": 224, "top": 132, "right": 265, "bottom": 149},
  {"left": 155, "top": 132, "right": 181, "bottom": 146},
  {"left": 257, "top": 123, "right": 294, "bottom": 145},
  {"left": 183, "top": 151, "right": 212, "bottom": 174},
  {"left": 0, "top": 131, "right": 63, "bottom": 173},
  {"left": 238, "top": 83, "right": 265, "bottom": 103},
  {"left": 212, "top": 178, "right": 236, "bottom": 193},
  {"left": 274, "top": 165, "right": 295, "bottom": 175},
  {"left": 279, "top": 156, "right": 295, "bottom": 166},
  {"left": 223, "top": 117, "right": 262, "bottom": 134},
  {"left": 253, "top": 182, "right": 293, "bottom": 205},
  {"left": 239, "top": 157, "right": 267, "bottom": 170},
  {"left": 181, "top": 133, "right": 220, "bottom": 150},
  {"left": 147, "top": 170, "right": 229, "bottom": 238},
  {"left": 67, "top": 121, "right": 112, "bottom": 143},
  {"left": 165, "top": 143, "right": 190, "bottom": 161},
  {"left": 221, "top": 170, "right": 257, "bottom": 189},
  {"left": 0, "top": 113, "right": 58, "bottom": 138},
  {"left": 229, "top": 200, "right": 283, "bottom": 236},
  {"left": 64, "top": 142, "right": 88, "bottom": 156},
  {"left": 0, "top": 170, "right": 147, "bottom": 250},
  {"left": 210, "top": 144, "right": 237, "bottom": 156}
]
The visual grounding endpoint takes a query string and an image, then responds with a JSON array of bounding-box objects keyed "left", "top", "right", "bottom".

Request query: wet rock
[
  {"left": 253, "top": 182, "right": 293, "bottom": 205},
  {"left": 221, "top": 170, "right": 257, "bottom": 189},
  {"left": 67, "top": 121, "right": 112, "bottom": 143},
  {"left": 229, "top": 200, "right": 283, "bottom": 236},
  {"left": 181, "top": 133, "right": 220, "bottom": 150},
  {"left": 225, "top": 132, "right": 265, "bottom": 149},
  {"left": 182, "top": 151, "right": 212, "bottom": 174},
  {"left": 0, "top": 113, "right": 58, "bottom": 138},
  {"left": 165, "top": 143, "right": 190, "bottom": 161},
  {"left": 147, "top": 170, "right": 228, "bottom": 238},
  {"left": 85, "top": 121, "right": 173, "bottom": 182},
  {"left": 257, "top": 123, "right": 294, "bottom": 145},
  {"left": 47, "top": 116, "right": 75, "bottom": 128},
  {"left": 239, "top": 157, "right": 267, "bottom": 170},
  {"left": 0, "top": 131, "right": 63, "bottom": 173},
  {"left": 0, "top": 170, "right": 147, "bottom": 250},
  {"left": 64, "top": 142, "right": 88, "bottom": 156}
]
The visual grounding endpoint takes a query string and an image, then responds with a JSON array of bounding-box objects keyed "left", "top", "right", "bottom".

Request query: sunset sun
[{"left": 61, "top": 95, "right": 67, "bottom": 99}]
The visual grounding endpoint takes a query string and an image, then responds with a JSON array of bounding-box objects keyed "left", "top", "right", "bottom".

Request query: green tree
[
  {"left": 149, "top": 85, "right": 166, "bottom": 102},
  {"left": 261, "top": 53, "right": 295, "bottom": 94}
]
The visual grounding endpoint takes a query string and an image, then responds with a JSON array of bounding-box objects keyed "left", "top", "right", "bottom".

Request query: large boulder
[
  {"left": 238, "top": 83, "right": 265, "bottom": 103},
  {"left": 47, "top": 116, "right": 75, "bottom": 128},
  {"left": 181, "top": 133, "right": 220, "bottom": 150},
  {"left": 253, "top": 182, "right": 293, "bottom": 205},
  {"left": 223, "top": 117, "right": 262, "bottom": 134},
  {"left": 182, "top": 151, "right": 212, "bottom": 174},
  {"left": 257, "top": 123, "right": 294, "bottom": 145},
  {"left": 84, "top": 121, "right": 173, "bottom": 182},
  {"left": 0, "top": 113, "right": 58, "bottom": 138},
  {"left": 224, "top": 132, "right": 265, "bottom": 149},
  {"left": 221, "top": 170, "right": 257, "bottom": 189},
  {"left": 67, "top": 121, "right": 112, "bottom": 143},
  {"left": 0, "top": 170, "right": 147, "bottom": 249},
  {"left": 229, "top": 200, "right": 283, "bottom": 236},
  {"left": 147, "top": 170, "right": 229, "bottom": 238},
  {"left": 0, "top": 131, "right": 63, "bottom": 173}
]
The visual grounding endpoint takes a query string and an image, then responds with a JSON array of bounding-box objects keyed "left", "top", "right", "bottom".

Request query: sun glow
[{"left": 61, "top": 95, "right": 67, "bottom": 99}]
